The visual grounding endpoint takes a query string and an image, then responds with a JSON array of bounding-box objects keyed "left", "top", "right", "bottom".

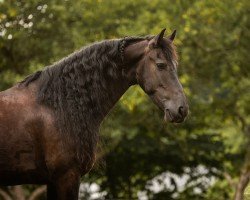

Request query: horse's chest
[{"left": 0, "top": 109, "right": 45, "bottom": 172}]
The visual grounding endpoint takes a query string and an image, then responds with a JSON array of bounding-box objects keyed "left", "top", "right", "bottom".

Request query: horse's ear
[
  {"left": 168, "top": 30, "right": 176, "bottom": 42},
  {"left": 155, "top": 28, "right": 166, "bottom": 46},
  {"left": 149, "top": 28, "right": 166, "bottom": 49}
]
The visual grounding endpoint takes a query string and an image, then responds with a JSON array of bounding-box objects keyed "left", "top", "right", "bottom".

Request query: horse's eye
[{"left": 156, "top": 63, "right": 166, "bottom": 70}]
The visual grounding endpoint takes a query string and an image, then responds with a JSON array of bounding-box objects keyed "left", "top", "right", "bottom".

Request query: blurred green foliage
[{"left": 0, "top": 0, "right": 249, "bottom": 199}]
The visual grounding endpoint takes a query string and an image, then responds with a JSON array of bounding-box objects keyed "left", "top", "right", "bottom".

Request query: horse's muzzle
[{"left": 164, "top": 105, "right": 188, "bottom": 123}]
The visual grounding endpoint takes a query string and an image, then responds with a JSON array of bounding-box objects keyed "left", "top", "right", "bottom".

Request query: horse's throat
[{"left": 94, "top": 78, "right": 131, "bottom": 124}]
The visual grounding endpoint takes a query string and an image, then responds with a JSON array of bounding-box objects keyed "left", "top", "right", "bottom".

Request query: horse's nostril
[{"left": 178, "top": 106, "right": 184, "bottom": 117}]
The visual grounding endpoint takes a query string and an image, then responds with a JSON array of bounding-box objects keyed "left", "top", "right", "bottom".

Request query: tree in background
[{"left": 0, "top": 0, "right": 249, "bottom": 199}]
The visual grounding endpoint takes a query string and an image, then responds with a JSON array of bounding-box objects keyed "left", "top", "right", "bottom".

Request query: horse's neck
[
  {"left": 94, "top": 40, "right": 147, "bottom": 124},
  {"left": 93, "top": 72, "right": 131, "bottom": 124}
]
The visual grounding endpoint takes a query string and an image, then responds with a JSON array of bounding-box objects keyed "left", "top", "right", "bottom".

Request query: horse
[{"left": 0, "top": 28, "right": 188, "bottom": 199}]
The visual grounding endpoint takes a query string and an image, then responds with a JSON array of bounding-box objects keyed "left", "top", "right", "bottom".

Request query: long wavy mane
[{"left": 19, "top": 37, "right": 150, "bottom": 167}]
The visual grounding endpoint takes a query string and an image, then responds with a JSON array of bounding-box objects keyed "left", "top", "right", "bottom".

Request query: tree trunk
[
  {"left": 28, "top": 186, "right": 46, "bottom": 200},
  {"left": 12, "top": 186, "right": 25, "bottom": 200},
  {"left": 0, "top": 188, "right": 12, "bottom": 200},
  {"left": 234, "top": 168, "right": 250, "bottom": 200}
]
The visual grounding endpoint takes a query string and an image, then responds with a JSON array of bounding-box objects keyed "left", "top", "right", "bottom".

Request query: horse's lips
[
  {"left": 164, "top": 109, "right": 177, "bottom": 123},
  {"left": 164, "top": 109, "right": 170, "bottom": 122},
  {"left": 164, "top": 109, "right": 185, "bottom": 123}
]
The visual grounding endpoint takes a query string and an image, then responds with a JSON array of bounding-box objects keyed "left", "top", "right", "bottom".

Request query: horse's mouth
[{"left": 164, "top": 109, "right": 184, "bottom": 123}]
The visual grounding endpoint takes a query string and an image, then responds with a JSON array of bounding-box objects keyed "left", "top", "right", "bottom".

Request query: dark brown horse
[{"left": 0, "top": 29, "right": 188, "bottom": 199}]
